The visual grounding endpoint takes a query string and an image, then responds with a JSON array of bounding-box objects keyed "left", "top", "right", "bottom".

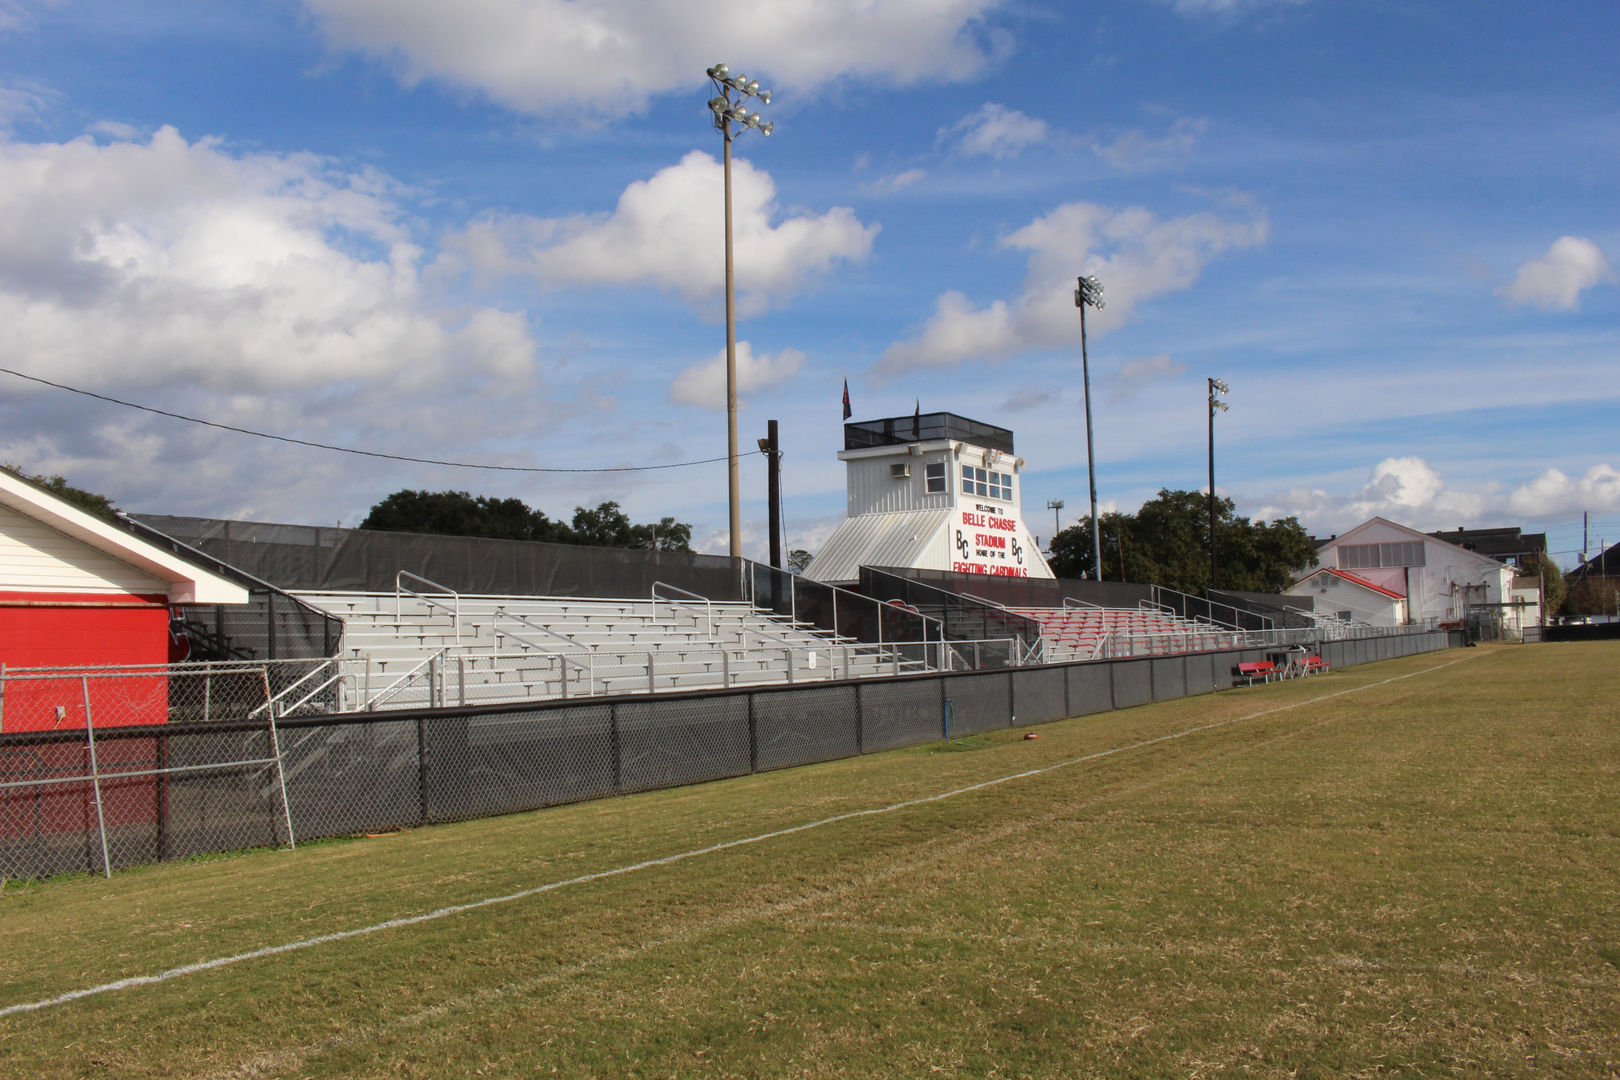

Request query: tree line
[
  {"left": 359, "top": 489, "right": 694, "bottom": 551},
  {"left": 1047, "top": 488, "right": 1319, "bottom": 594}
]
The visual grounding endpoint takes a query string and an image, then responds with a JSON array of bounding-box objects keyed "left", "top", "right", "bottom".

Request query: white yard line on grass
[{"left": 0, "top": 654, "right": 1474, "bottom": 1020}]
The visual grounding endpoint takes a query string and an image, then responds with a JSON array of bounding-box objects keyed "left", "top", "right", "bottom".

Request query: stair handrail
[
  {"left": 248, "top": 658, "right": 342, "bottom": 719},
  {"left": 396, "top": 571, "right": 461, "bottom": 640},
  {"left": 365, "top": 648, "right": 446, "bottom": 711},
  {"left": 1062, "top": 596, "right": 1104, "bottom": 610},
  {"left": 494, "top": 608, "right": 593, "bottom": 655},
  {"left": 652, "top": 581, "right": 714, "bottom": 640}
]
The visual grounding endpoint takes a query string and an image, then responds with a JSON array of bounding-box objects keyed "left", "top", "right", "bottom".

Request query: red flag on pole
[{"left": 842, "top": 378, "right": 852, "bottom": 420}]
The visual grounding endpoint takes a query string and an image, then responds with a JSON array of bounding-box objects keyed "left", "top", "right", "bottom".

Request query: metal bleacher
[
  {"left": 294, "top": 577, "right": 931, "bottom": 711},
  {"left": 1007, "top": 599, "right": 1249, "bottom": 661}
]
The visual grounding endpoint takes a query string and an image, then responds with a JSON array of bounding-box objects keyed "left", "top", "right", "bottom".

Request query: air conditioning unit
[{"left": 890, "top": 462, "right": 911, "bottom": 479}]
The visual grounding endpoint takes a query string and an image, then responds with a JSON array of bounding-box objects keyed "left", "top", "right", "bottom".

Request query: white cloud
[
  {"left": 946, "top": 103, "right": 1047, "bottom": 159},
  {"left": 1245, "top": 457, "right": 1620, "bottom": 535},
  {"left": 1505, "top": 464, "right": 1620, "bottom": 518},
  {"left": 440, "top": 150, "right": 877, "bottom": 318},
  {"left": 1002, "top": 387, "right": 1053, "bottom": 412},
  {"left": 304, "top": 0, "right": 1012, "bottom": 117},
  {"left": 1168, "top": 0, "right": 1308, "bottom": 15},
  {"left": 1499, "top": 236, "right": 1614, "bottom": 311},
  {"left": 0, "top": 126, "right": 534, "bottom": 393},
  {"left": 669, "top": 340, "right": 805, "bottom": 409},
  {"left": 870, "top": 168, "right": 927, "bottom": 193},
  {"left": 876, "top": 201, "right": 1266, "bottom": 374},
  {"left": 1092, "top": 116, "right": 1206, "bottom": 171},
  {"left": 1111, "top": 353, "right": 1188, "bottom": 400}
]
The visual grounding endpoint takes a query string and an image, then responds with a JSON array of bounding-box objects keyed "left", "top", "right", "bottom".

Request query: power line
[{"left": 0, "top": 367, "right": 759, "bottom": 474}]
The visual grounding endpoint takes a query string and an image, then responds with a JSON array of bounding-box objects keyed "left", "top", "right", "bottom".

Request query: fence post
[
  {"left": 81, "top": 676, "right": 112, "bottom": 879},
  {"left": 559, "top": 655, "right": 569, "bottom": 701},
  {"left": 855, "top": 682, "right": 864, "bottom": 754},
  {"left": 785, "top": 648, "right": 794, "bottom": 684},
  {"left": 723, "top": 648, "right": 731, "bottom": 688},
  {"left": 428, "top": 656, "right": 439, "bottom": 709},
  {"left": 748, "top": 693, "right": 758, "bottom": 773},
  {"left": 610, "top": 702, "right": 622, "bottom": 794},
  {"left": 647, "top": 652, "right": 655, "bottom": 695},
  {"left": 417, "top": 718, "right": 429, "bottom": 824},
  {"left": 266, "top": 703, "right": 296, "bottom": 851},
  {"left": 458, "top": 655, "right": 467, "bottom": 707}
]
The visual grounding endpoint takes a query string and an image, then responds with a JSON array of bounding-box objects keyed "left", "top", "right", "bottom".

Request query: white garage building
[{"left": 1286, "top": 516, "right": 1516, "bottom": 627}]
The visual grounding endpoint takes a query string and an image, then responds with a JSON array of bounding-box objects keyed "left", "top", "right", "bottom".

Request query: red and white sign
[{"left": 951, "top": 504, "right": 1030, "bottom": 577}]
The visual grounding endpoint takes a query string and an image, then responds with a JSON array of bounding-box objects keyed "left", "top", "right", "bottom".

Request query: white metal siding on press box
[
  {"left": 805, "top": 509, "right": 953, "bottom": 584},
  {"left": 0, "top": 502, "right": 168, "bottom": 596},
  {"left": 846, "top": 453, "right": 956, "bottom": 517}
]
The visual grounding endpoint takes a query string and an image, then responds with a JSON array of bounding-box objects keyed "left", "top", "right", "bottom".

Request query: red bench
[
  {"left": 1302, "top": 656, "right": 1330, "bottom": 675},
  {"left": 1235, "top": 661, "right": 1277, "bottom": 686}
]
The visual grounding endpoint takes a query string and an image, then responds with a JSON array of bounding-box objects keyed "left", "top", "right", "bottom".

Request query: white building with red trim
[
  {"left": 1284, "top": 567, "right": 1409, "bottom": 626},
  {"left": 1290, "top": 516, "right": 1515, "bottom": 627},
  {"left": 0, "top": 469, "right": 247, "bottom": 677},
  {"left": 805, "top": 412, "right": 1054, "bottom": 586}
]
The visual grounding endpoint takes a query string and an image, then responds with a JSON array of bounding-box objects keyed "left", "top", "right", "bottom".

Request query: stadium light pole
[
  {"left": 1074, "top": 276, "right": 1105, "bottom": 580},
  {"left": 1046, "top": 499, "right": 1064, "bottom": 549},
  {"left": 706, "top": 63, "right": 774, "bottom": 559},
  {"left": 1208, "top": 378, "right": 1230, "bottom": 590}
]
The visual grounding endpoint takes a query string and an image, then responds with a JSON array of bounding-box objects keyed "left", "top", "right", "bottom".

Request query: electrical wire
[{"left": 0, "top": 367, "right": 760, "bottom": 474}]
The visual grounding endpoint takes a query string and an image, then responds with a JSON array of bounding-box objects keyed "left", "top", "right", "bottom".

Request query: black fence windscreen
[
  {"left": 119, "top": 515, "right": 343, "bottom": 661},
  {"left": 132, "top": 515, "right": 748, "bottom": 601}
]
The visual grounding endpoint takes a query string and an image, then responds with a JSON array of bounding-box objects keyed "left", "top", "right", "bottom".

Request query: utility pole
[
  {"left": 1207, "top": 378, "right": 1229, "bottom": 590},
  {"left": 1074, "top": 277, "right": 1105, "bottom": 581},
  {"left": 757, "top": 420, "right": 782, "bottom": 569},
  {"left": 706, "top": 64, "right": 773, "bottom": 559}
]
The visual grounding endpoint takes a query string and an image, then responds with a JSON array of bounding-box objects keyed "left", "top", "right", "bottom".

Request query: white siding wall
[
  {"left": 0, "top": 503, "right": 165, "bottom": 596},
  {"left": 846, "top": 451, "right": 957, "bottom": 517},
  {"left": 1316, "top": 520, "right": 1513, "bottom": 625}
]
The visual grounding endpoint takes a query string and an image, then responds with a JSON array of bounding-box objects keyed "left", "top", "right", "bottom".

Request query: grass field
[{"left": 1, "top": 643, "right": 1616, "bottom": 1078}]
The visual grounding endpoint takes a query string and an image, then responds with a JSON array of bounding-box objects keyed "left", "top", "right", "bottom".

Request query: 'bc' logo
[{"left": 955, "top": 530, "right": 970, "bottom": 559}]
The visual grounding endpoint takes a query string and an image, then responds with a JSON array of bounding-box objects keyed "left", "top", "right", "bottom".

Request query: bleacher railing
[
  {"left": 747, "top": 563, "right": 952, "bottom": 671},
  {"left": 856, "top": 567, "right": 1043, "bottom": 664}
]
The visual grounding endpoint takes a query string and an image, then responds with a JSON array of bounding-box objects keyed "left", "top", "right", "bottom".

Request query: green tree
[
  {"left": 1046, "top": 489, "right": 1316, "bottom": 594},
  {"left": 359, "top": 490, "right": 692, "bottom": 552},
  {"left": 3, "top": 464, "right": 119, "bottom": 521},
  {"left": 787, "top": 549, "right": 813, "bottom": 574},
  {"left": 1517, "top": 551, "right": 1565, "bottom": 618},
  {"left": 359, "top": 489, "right": 571, "bottom": 543}
]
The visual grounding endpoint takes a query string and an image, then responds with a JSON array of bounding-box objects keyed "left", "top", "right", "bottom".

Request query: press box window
[
  {"left": 924, "top": 462, "right": 946, "bottom": 493},
  {"left": 962, "top": 465, "right": 1013, "bottom": 500}
]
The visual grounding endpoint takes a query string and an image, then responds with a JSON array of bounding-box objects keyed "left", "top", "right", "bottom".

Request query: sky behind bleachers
[{"left": 0, "top": 0, "right": 1614, "bottom": 565}]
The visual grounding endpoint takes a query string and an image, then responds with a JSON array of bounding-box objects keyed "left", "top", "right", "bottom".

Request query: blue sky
[{"left": 0, "top": 0, "right": 1614, "bottom": 566}]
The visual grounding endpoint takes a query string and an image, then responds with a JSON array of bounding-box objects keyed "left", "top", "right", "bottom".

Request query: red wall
[{"left": 1, "top": 592, "right": 170, "bottom": 730}]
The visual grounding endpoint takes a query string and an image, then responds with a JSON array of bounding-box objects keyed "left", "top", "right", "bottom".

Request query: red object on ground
[{"left": 1023, "top": 732, "right": 1039, "bottom": 740}]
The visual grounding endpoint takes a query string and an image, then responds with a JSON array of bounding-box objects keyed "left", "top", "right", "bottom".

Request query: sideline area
[{"left": 2, "top": 644, "right": 1615, "bottom": 1078}]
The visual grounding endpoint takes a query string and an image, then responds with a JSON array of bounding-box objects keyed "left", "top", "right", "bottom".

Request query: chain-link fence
[
  {"left": 0, "top": 668, "right": 295, "bottom": 880},
  {"left": 0, "top": 630, "right": 1455, "bottom": 880}
]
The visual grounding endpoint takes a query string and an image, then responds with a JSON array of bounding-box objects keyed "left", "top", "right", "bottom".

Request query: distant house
[
  {"left": 1285, "top": 567, "right": 1409, "bottom": 626},
  {"left": 1425, "top": 526, "right": 1547, "bottom": 566},
  {"left": 1291, "top": 516, "right": 1522, "bottom": 629}
]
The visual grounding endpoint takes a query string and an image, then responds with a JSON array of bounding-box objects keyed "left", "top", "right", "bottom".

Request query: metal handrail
[
  {"left": 1061, "top": 596, "right": 1104, "bottom": 610},
  {"left": 248, "top": 659, "right": 338, "bottom": 719},
  {"left": 494, "top": 608, "right": 593, "bottom": 655},
  {"left": 365, "top": 648, "right": 445, "bottom": 711},
  {"left": 396, "top": 571, "right": 461, "bottom": 639},
  {"left": 652, "top": 581, "right": 713, "bottom": 640}
]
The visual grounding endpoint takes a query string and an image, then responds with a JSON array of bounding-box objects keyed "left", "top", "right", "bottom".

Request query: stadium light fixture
[
  {"left": 707, "top": 62, "right": 775, "bottom": 559},
  {"left": 1208, "top": 377, "right": 1230, "bottom": 589},
  {"left": 1045, "top": 499, "right": 1064, "bottom": 553},
  {"left": 1074, "top": 276, "right": 1105, "bottom": 579}
]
